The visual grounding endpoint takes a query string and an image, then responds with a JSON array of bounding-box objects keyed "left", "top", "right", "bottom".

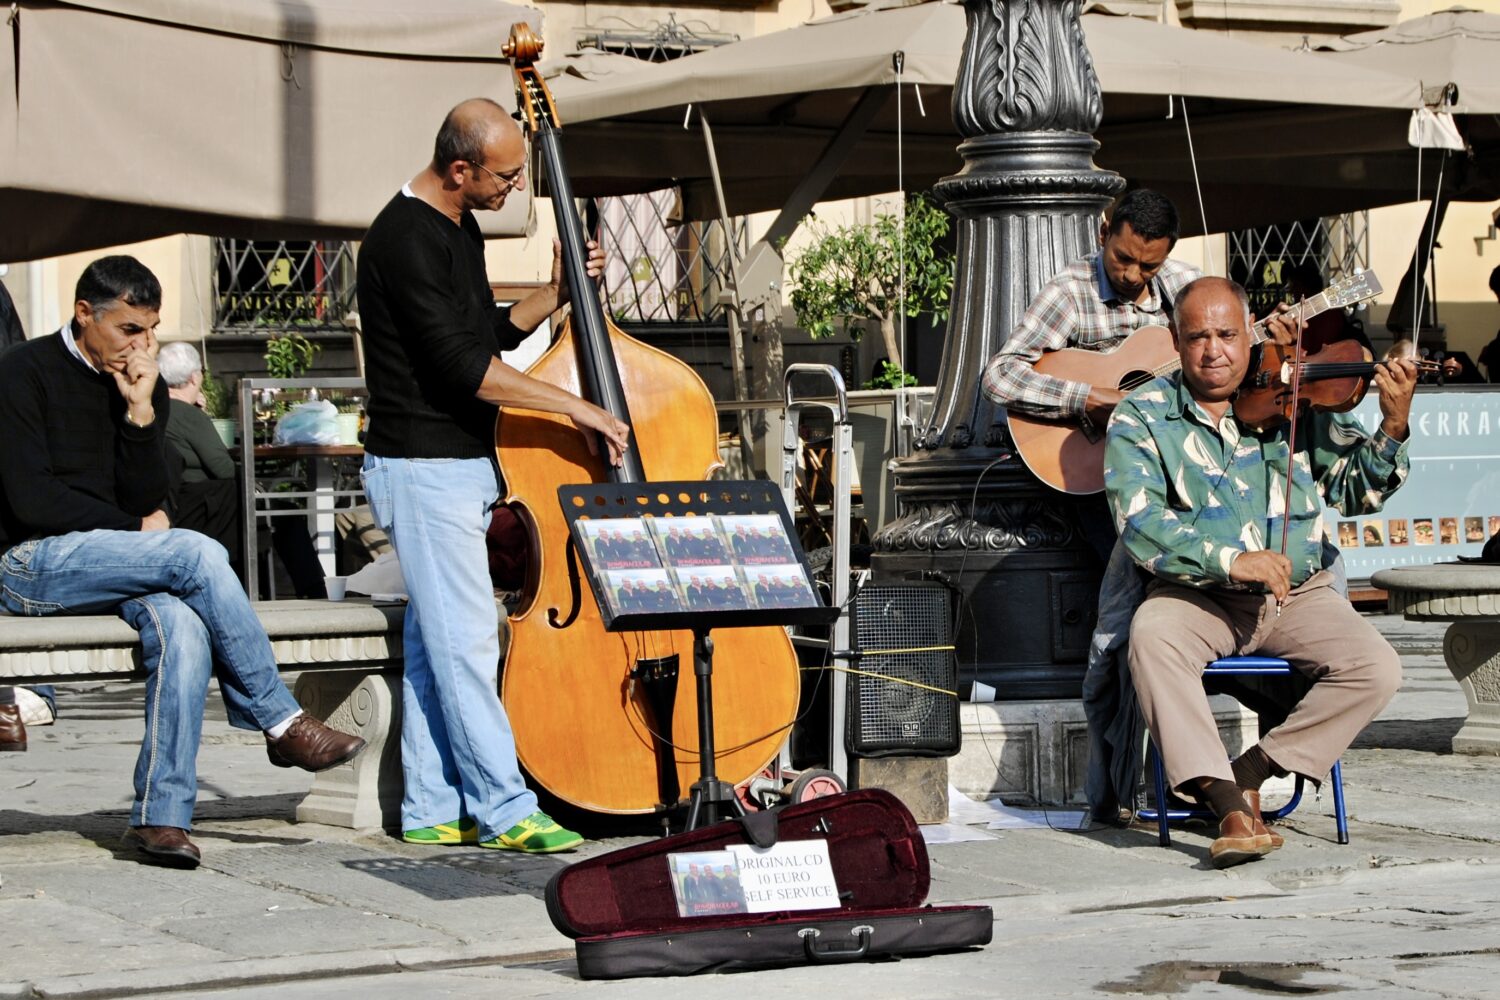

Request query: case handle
[{"left": 798, "top": 925, "right": 874, "bottom": 963}]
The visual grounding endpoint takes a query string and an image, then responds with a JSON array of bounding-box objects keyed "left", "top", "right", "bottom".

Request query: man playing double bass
[
  {"left": 357, "top": 97, "right": 629, "bottom": 852},
  {"left": 1104, "top": 277, "right": 1417, "bottom": 868}
]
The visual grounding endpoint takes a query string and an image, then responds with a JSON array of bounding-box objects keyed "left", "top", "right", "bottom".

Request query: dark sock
[
  {"left": 1232, "top": 745, "right": 1286, "bottom": 791},
  {"left": 1198, "top": 778, "right": 1252, "bottom": 820}
]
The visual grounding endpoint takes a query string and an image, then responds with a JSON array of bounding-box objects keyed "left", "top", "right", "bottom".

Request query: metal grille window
[
  {"left": 575, "top": 16, "right": 745, "bottom": 324},
  {"left": 595, "top": 193, "right": 749, "bottom": 323},
  {"left": 1227, "top": 212, "right": 1371, "bottom": 317},
  {"left": 213, "top": 239, "right": 356, "bottom": 333}
]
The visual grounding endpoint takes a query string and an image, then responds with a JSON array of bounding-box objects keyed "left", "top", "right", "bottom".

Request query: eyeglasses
[{"left": 468, "top": 160, "right": 525, "bottom": 193}]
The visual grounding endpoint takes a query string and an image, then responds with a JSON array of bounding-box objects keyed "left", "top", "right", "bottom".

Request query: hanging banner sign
[{"left": 1322, "top": 387, "right": 1500, "bottom": 583}]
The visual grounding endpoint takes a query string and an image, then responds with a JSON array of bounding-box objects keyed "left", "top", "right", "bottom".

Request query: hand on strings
[
  {"left": 1260, "top": 303, "right": 1306, "bottom": 348},
  {"left": 1373, "top": 357, "right": 1419, "bottom": 441},
  {"left": 568, "top": 398, "right": 631, "bottom": 467},
  {"left": 1230, "top": 550, "right": 1292, "bottom": 602},
  {"left": 1084, "top": 386, "right": 1126, "bottom": 429},
  {"left": 551, "top": 238, "right": 605, "bottom": 308},
  {"left": 112, "top": 329, "right": 160, "bottom": 427}
]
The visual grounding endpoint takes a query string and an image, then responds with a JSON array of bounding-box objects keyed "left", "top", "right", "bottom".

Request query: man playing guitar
[{"left": 982, "top": 189, "right": 1199, "bottom": 556}]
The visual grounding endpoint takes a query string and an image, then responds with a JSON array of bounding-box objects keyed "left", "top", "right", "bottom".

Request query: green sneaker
[
  {"left": 402, "top": 817, "right": 479, "bottom": 845},
  {"left": 478, "top": 812, "right": 584, "bottom": 854}
]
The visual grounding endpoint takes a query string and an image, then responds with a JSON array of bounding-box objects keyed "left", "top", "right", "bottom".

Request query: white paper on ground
[
  {"left": 947, "top": 784, "right": 1088, "bottom": 830},
  {"left": 921, "top": 822, "right": 1000, "bottom": 845}
]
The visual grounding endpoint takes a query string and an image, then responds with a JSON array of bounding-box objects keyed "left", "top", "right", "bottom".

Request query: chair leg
[
  {"left": 1152, "top": 742, "right": 1171, "bottom": 847},
  {"left": 1330, "top": 760, "right": 1349, "bottom": 845}
]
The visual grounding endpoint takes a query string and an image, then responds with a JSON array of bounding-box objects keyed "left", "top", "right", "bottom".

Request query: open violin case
[{"left": 544, "top": 789, "right": 992, "bottom": 978}]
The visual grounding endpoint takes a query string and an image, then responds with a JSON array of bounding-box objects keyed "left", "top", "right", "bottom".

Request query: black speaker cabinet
[{"left": 847, "top": 582, "right": 959, "bottom": 758}]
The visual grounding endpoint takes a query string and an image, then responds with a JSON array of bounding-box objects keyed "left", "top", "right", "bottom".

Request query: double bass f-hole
[{"left": 548, "top": 535, "right": 584, "bottom": 629}]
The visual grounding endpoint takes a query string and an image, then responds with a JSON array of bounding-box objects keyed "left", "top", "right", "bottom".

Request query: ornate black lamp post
[{"left": 873, "top": 0, "right": 1124, "bottom": 700}]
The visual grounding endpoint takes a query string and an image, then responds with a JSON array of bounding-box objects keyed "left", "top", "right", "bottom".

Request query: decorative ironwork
[
  {"left": 572, "top": 17, "right": 745, "bottom": 325},
  {"left": 1228, "top": 212, "right": 1371, "bottom": 317},
  {"left": 213, "top": 239, "right": 356, "bottom": 333},
  {"left": 576, "top": 12, "right": 738, "bottom": 62},
  {"left": 953, "top": 0, "right": 1102, "bottom": 137},
  {"left": 594, "top": 193, "right": 749, "bottom": 324}
]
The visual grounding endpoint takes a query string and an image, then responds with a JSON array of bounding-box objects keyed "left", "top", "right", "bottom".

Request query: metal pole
[{"left": 698, "top": 109, "right": 757, "bottom": 474}]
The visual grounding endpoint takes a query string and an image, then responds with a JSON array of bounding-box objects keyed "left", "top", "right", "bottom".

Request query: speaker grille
[{"left": 847, "top": 582, "right": 959, "bottom": 758}]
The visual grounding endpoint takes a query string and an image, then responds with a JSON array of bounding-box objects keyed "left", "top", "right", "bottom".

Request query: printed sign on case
[{"left": 667, "top": 840, "right": 839, "bottom": 917}]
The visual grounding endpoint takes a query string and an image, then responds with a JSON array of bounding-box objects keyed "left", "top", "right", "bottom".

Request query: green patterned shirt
[{"left": 1104, "top": 373, "right": 1409, "bottom": 589}]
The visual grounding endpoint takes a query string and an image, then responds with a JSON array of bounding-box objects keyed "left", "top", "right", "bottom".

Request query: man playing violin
[
  {"left": 357, "top": 98, "right": 629, "bottom": 853},
  {"left": 1104, "top": 276, "right": 1417, "bottom": 868}
]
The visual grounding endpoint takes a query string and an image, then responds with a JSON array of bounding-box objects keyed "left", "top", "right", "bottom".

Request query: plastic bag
[{"left": 272, "top": 399, "right": 341, "bottom": 446}]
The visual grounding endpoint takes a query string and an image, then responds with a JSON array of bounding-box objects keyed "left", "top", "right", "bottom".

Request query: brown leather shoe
[
  {"left": 266, "top": 714, "right": 366, "bottom": 772},
  {"left": 0, "top": 704, "right": 25, "bottom": 751},
  {"left": 1209, "top": 810, "right": 1273, "bottom": 869},
  {"left": 122, "top": 826, "right": 201, "bottom": 869},
  {"left": 1244, "top": 789, "right": 1285, "bottom": 850}
]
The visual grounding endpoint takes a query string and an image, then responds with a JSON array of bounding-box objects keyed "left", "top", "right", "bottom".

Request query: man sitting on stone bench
[{"left": 0, "top": 255, "right": 366, "bottom": 870}]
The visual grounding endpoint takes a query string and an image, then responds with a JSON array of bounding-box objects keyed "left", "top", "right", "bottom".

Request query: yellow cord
[{"left": 800, "top": 663, "right": 958, "bottom": 698}]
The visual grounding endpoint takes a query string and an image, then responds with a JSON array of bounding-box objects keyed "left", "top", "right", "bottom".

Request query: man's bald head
[
  {"left": 1173, "top": 276, "right": 1250, "bottom": 332},
  {"left": 432, "top": 98, "right": 519, "bottom": 171}
]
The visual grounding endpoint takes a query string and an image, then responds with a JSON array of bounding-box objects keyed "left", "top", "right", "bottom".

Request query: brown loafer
[
  {"left": 1244, "top": 789, "right": 1285, "bottom": 851},
  {"left": 266, "top": 714, "right": 366, "bottom": 772},
  {"left": 1209, "top": 810, "right": 1272, "bottom": 869},
  {"left": 122, "top": 825, "right": 201, "bottom": 869},
  {"left": 0, "top": 704, "right": 25, "bottom": 751}
]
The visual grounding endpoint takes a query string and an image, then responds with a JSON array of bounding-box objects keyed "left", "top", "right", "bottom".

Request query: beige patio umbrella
[
  {"left": 0, "top": 0, "right": 541, "bottom": 263},
  {"left": 1318, "top": 6, "right": 1500, "bottom": 113},
  {"left": 546, "top": 0, "right": 1426, "bottom": 233}
]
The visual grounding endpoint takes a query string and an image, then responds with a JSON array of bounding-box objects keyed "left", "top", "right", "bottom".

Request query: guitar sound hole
[{"left": 1119, "top": 369, "right": 1154, "bottom": 391}]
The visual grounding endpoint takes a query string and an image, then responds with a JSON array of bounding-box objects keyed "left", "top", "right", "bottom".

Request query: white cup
[{"left": 325, "top": 576, "right": 348, "bottom": 601}]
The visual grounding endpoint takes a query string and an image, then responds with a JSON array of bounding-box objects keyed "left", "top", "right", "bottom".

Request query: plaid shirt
[
  {"left": 982, "top": 252, "right": 1200, "bottom": 421},
  {"left": 1104, "top": 372, "right": 1408, "bottom": 590}
]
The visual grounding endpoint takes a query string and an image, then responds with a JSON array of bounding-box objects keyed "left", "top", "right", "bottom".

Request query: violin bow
[{"left": 1275, "top": 297, "right": 1307, "bottom": 617}]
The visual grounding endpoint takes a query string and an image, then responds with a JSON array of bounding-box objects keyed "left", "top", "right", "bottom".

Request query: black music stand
[{"left": 559, "top": 479, "right": 838, "bottom": 829}]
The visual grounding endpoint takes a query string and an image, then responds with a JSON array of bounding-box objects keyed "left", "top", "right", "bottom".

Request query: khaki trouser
[{"left": 1128, "top": 571, "right": 1402, "bottom": 792}]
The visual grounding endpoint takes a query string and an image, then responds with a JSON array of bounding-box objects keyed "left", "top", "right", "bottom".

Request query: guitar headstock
[
  {"left": 1319, "top": 268, "right": 1383, "bottom": 309},
  {"left": 504, "top": 22, "right": 559, "bottom": 136}
]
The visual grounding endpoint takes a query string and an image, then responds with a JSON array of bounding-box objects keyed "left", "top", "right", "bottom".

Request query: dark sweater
[
  {"left": 356, "top": 192, "right": 529, "bottom": 459},
  {"left": 0, "top": 331, "right": 171, "bottom": 549}
]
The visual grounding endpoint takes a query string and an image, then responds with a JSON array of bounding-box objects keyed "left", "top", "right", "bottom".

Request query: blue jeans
[
  {"left": 0, "top": 529, "right": 301, "bottom": 829},
  {"left": 361, "top": 455, "right": 537, "bottom": 837}
]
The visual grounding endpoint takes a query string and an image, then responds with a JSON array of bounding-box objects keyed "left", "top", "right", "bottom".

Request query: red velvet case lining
[{"left": 547, "top": 789, "right": 930, "bottom": 939}]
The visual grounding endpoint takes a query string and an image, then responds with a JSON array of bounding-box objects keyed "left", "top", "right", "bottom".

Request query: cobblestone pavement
[{"left": 4, "top": 615, "right": 1499, "bottom": 999}]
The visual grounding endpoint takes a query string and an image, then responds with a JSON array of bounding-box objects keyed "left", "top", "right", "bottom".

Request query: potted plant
[
  {"left": 200, "top": 367, "right": 236, "bottom": 448},
  {"left": 787, "top": 194, "right": 952, "bottom": 386},
  {"left": 326, "top": 391, "right": 364, "bottom": 445}
]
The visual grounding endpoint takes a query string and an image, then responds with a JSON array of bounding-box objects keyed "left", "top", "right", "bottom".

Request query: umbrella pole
[{"left": 697, "top": 109, "right": 757, "bottom": 475}]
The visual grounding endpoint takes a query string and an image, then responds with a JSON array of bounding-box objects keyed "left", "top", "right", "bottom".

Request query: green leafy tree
[{"left": 787, "top": 195, "right": 952, "bottom": 379}]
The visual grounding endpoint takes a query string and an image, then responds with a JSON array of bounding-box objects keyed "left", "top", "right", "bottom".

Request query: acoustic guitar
[{"left": 1005, "top": 270, "right": 1384, "bottom": 495}]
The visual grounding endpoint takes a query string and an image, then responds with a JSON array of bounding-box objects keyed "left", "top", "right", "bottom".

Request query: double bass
[{"left": 494, "top": 25, "right": 800, "bottom": 814}]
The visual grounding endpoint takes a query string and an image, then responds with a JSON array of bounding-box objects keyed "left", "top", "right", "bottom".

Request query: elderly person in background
[
  {"left": 159, "top": 342, "right": 236, "bottom": 486},
  {"left": 157, "top": 342, "right": 325, "bottom": 597}
]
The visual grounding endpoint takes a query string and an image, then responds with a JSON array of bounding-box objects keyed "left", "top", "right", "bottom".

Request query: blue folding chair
[{"left": 1137, "top": 656, "right": 1349, "bottom": 847}]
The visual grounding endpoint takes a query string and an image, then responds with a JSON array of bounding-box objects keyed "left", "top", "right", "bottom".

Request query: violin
[{"left": 1234, "top": 338, "right": 1439, "bottom": 432}]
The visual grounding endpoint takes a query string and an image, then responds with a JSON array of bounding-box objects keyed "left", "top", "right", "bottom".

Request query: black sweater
[
  {"left": 0, "top": 331, "right": 171, "bottom": 549},
  {"left": 356, "top": 192, "right": 530, "bottom": 459}
]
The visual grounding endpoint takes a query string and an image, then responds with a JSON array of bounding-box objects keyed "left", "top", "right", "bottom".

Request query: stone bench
[
  {"left": 0, "top": 599, "right": 409, "bottom": 829},
  {"left": 1373, "top": 564, "right": 1500, "bottom": 755}
]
